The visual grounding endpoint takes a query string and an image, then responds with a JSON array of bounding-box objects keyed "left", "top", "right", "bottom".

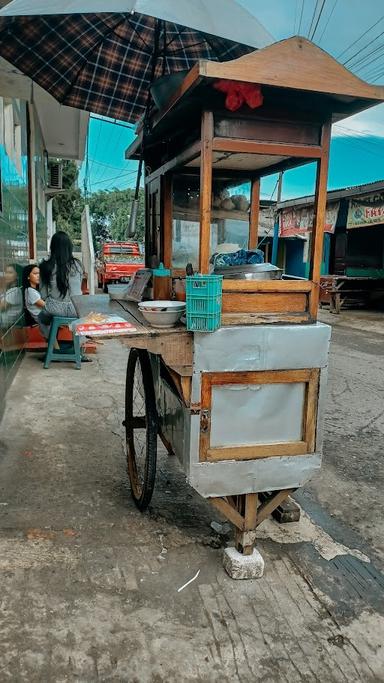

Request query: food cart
[{"left": 75, "top": 37, "right": 384, "bottom": 574}]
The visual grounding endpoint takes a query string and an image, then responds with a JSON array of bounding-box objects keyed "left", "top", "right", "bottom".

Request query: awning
[{"left": 279, "top": 203, "right": 340, "bottom": 237}]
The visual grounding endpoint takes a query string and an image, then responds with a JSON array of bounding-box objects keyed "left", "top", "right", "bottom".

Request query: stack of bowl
[{"left": 138, "top": 300, "right": 186, "bottom": 328}]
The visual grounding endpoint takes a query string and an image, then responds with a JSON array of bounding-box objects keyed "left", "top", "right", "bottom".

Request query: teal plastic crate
[{"left": 186, "top": 274, "right": 223, "bottom": 332}]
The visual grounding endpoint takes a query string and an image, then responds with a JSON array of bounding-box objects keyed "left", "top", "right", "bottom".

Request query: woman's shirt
[
  {"left": 40, "top": 260, "right": 83, "bottom": 301},
  {"left": 25, "top": 287, "right": 42, "bottom": 321}
]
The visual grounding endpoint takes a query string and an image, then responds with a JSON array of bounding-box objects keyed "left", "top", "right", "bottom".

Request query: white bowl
[
  {"left": 138, "top": 300, "right": 185, "bottom": 311},
  {"left": 138, "top": 300, "right": 185, "bottom": 328}
]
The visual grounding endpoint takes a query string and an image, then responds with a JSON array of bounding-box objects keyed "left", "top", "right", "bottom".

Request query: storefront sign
[
  {"left": 279, "top": 202, "right": 339, "bottom": 237},
  {"left": 347, "top": 193, "right": 384, "bottom": 228}
]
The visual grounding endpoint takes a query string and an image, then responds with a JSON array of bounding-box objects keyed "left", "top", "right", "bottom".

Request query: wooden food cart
[{"left": 78, "top": 37, "right": 384, "bottom": 573}]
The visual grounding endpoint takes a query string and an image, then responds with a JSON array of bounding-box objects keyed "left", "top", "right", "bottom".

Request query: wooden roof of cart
[
  {"left": 166, "top": 36, "right": 384, "bottom": 113},
  {"left": 126, "top": 37, "right": 384, "bottom": 160}
]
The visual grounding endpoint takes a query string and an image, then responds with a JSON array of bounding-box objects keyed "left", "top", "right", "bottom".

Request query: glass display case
[{"left": 172, "top": 173, "right": 251, "bottom": 271}]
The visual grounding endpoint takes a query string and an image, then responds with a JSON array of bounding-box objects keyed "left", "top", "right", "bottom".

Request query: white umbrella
[{"left": 0, "top": 0, "right": 273, "bottom": 48}]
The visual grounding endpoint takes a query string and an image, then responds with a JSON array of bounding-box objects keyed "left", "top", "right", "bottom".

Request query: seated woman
[
  {"left": 39, "top": 230, "right": 83, "bottom": 320},
  {"left": 39, "top": 231, "right": 91, "bottom": 360},
  {"left": 22, "top": 264, "right": 60, "bottom": 349}
]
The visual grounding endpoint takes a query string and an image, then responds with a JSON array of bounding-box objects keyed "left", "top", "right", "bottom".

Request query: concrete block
[{"left": 223, "top": 546, "right": 264, "bottom": 580}]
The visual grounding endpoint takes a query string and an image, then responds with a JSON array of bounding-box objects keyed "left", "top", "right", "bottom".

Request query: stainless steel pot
[{"left": 213, "top": 263, "right": 283, "bottom": 280}]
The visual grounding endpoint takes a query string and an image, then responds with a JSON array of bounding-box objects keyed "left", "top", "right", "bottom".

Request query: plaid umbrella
[{"left": 0, "top": 11, "right": 259, "bottom": 122}]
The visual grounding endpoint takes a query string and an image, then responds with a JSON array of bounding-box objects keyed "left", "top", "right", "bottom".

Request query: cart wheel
[{"left": 125, "top": 348, "right": 157, "bottom": 511}]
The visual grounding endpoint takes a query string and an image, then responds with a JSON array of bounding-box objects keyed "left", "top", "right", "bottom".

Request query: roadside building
[
  {"left": 276, "top": 181, "right": 384, "bottom": 309},
  {"left": 0, "top": 58, "right": 88, "bottom": 413}
]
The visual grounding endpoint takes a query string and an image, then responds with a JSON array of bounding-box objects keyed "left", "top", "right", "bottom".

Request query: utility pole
[{"left": 271, "top": 172, "right": 283, "bottom": 265}]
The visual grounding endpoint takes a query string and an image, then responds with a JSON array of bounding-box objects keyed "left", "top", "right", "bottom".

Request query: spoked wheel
[{"left": 124, "top": 348, "right": 157, "bottom": 510}]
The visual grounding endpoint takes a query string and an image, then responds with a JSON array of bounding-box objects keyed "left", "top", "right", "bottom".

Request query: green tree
[
  {"left": 51, "top": 165, "right": 145, "bottom": 250},
  {"left": 88, "top": 187, "right": 145, "bottom": 251},
  {"left": 52, "top": 160, "right": 84, "bottom": 244}
]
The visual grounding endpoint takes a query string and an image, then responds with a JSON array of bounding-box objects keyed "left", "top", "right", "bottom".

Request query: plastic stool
[{"left": 44, "top": 316, "right": 81, "bottom": 370}]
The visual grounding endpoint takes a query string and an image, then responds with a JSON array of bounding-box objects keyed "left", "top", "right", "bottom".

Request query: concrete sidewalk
[{"left": 0, "top": 340, "right": 383, "bottom": 682}]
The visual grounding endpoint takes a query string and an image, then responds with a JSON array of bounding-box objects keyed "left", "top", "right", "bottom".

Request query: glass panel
[
  {"left": 211, "top": 177, "right": 251, "bottom": 254},
  {"left": 171, "top": 174, "right": 251, "bottom": 270}
]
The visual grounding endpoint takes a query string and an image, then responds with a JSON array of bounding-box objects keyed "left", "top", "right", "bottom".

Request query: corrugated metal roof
[{"left": 278, "top": 179, "right": 384, "bottom": 210}]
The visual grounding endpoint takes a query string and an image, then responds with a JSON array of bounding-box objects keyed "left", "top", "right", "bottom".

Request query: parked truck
[{"left": 96, "top": 241, "right": 144, "bottom": 292}]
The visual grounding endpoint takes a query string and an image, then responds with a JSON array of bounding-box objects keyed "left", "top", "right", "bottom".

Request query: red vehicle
[{"left": 97, "top": 241, "right": 144, "bottom": 292}]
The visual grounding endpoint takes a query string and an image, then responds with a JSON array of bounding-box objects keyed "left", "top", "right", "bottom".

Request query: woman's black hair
[
  {"left": 22, "top": 264, "right": 39, "bottom": 292},
  {"left": 40, "top": 231, "right": 80, "bottom": 298}
]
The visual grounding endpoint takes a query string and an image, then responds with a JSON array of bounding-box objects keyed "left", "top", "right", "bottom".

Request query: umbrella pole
[
  {"left": 127, "top": 19, "right": 161, "bottom": 238},
  {"left": 127, "top": 155, "right": 143, "bottom": 237}
]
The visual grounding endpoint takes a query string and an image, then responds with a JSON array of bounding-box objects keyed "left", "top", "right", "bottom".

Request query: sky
[{"left": 79, "top": 0, "right": 384, "bottom": 201}]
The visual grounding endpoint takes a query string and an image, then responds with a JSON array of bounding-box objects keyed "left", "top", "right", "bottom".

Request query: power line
[
  {"left": 361, "top": 57, "right": 384, "bottom": 77},
  {"left": 293, "top": 0, "right": 299, "bottom": 33},
  {"left": 298, "top": 0, "right": 305, "bottom": 34},
  {"left": 364, "top": 64, "right": 384, "bottom": 81},
  {"left": 371, "top": 71, "right": 384, "bottom": 82},
  {"left": 89, "top": 117, "right": 103, "bottom": 180},
  {"left": 350, "top": 39, "right": 384, "bottom": 73},
  {"left": 335, "top": 123, "right": 384, "bottom": 139},
  {"left": 334, "top": 126, "right": 384, "bottom": 153},
  {"left": 343, "top": 27, "right": 384, "bottom": 67},
  {"left": 310, "top": 0, "right": 327, "bottom": 40},
  {"left": 93, "top": 126, "right": 127, "bottom": 185},
  {"left": 89, "top": 158, "right": 136, "bottom": 171},
  {"left": 90, "top": 114, "right": 135, "bottom": 130},
  {"left": 333, "top": 129, "right": 384, "bottom": 160},
  {"left": 317, "top": 0, "right": 338, "bottom": 44},
  {"left": 337, "top": 16, "right": 384, "bottom": 61},
  {"left": 307, "top": 0, "right": 320, "bottom": 39},
  {"left": 90, "top": 170, "right": 138, "bottom": 188}
]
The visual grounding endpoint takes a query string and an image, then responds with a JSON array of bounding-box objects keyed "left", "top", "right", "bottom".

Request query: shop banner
[
  {"left": 279, "top": 202, "right": 339, "bottom": 237},
  {"left": 347, "top": 193, "right": 384, "bottom": 229}
]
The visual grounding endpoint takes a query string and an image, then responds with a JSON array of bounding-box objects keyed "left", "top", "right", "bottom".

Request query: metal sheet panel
[
  {"left": 193, "top": 322, "right": 331, "bottom": 372},
  {"left": 210, "top": 382, "right": 305, "bottom": 447},
  {"left": 188, "top": 453, "right": 322, "bottom": 498},
  {"left": 158, "top": 378, "right": 191, "bottom": 475}
]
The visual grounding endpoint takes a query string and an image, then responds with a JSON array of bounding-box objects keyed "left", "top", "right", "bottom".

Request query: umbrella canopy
[{"left": 0, "top": 1, "right": 273, "bottom": 122}]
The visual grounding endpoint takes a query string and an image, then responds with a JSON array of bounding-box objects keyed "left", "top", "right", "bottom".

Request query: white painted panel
[
  {"left": 210, "top": 382, "right": 305, "bottom": 447},
  {"left": 193, "top": 323, "right": 331, "bottom": 373},
  {"left": 188, "top": 454, "right": 322, "bottom": 498}
]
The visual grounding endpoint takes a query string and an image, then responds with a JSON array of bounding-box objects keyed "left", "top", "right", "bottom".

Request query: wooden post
[
  {"left": 309, "top": 120, "right": 331, "bottom": 319},
  {"left": 271, "top": 172, "right": 283, "bottom": 265},
  {"left": 234, "top": 493, "right": 258, "bottom": 555},
  {"left": 162, "top": 174, "right": 173, "bottom": 269},
  {"left": 199, "top": 111, "right": 214, "bottom": 273},
  {"left": 26, "top": 103, "right": 36, "bottom": 260},
  {"left": 248, "top": 179, "right": 260, "bottom": 249}
]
